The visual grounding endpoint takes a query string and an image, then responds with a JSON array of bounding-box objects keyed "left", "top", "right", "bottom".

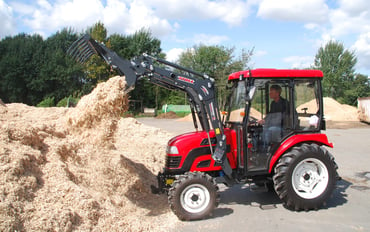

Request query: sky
[{"left": 1, "top": 0, "right": 370, "bottom": 76}]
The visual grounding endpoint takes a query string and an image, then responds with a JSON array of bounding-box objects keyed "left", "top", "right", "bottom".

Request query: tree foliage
[
  {"left": 108, "top": 28, "right": 164, "bottom": 110},
  {"left": 313, "top": 40, "right": 370, "bottom": 105},
  {"left": 178, "top": 45, "right": 253, "bottom": 107},
  {"left": 343, "top": 73, "right": 370, "bottom": 105},
  {"left": 40, "top": 29, "right": 85, "bottom": 102},
  {"left": 110, "top": 28, "right": 161, "bottom": 59},
  {"left": 0, "top": 34, "right": 45, "bottom": 104},
  {"left": 84, "top": 22, "right": 112, "bottom": 85},
  {"left": 0, "top": 24, "right": 164, "bottom": 108},
  {"left": 88, "top": 21, "right": 107, "bottom": 42},
  {"left": 0, "top": 30, "right": 86, "bottom": 105},
  {"left": 314, "top": 41, "right": 358, "bottom": 103}
]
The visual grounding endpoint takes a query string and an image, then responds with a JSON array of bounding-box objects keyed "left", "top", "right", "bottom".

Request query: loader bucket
[{"left": 67, "top": 34, "right": 139, "bottom": 88}]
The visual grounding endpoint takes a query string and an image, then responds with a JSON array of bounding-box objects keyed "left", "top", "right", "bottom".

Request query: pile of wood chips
[{"left": 0, "top": 76, "right": 178, "bottom": 232}]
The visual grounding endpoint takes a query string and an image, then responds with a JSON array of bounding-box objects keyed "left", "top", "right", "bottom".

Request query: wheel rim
[
  {"left": 180, "top": 184, "right": 211, "bottom": 213},
  {"left": 292, "top": 158, "right": 329, "bottom": 199}
]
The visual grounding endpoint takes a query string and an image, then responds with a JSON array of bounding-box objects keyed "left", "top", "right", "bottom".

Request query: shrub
[
  {"left": 56, "top": 96, "right": 79, "bottom": 107},
  {"left": 37, "top": 97, "right": 55, "bottom": 107}
]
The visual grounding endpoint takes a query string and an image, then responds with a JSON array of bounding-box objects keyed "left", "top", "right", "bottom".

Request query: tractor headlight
[{"left": 166, "top": 146, "right": 179, "bottom": 154}]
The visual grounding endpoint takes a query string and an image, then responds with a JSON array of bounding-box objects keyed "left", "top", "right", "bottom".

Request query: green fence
[{"left": 162, "top": 104, "right": 191, "bottom": 113}]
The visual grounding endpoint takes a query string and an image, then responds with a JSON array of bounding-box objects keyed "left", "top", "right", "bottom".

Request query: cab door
[{"left": 246, "top": 79, "right": 294, "bottom": 172}]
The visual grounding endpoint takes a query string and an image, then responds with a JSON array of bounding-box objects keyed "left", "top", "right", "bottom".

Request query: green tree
[
  {"left": 109, "top": 29, "right": 164, "bottom": 110},
  {"left": 39, "top": 28, "right": 85, "bottom": 102},
  {"left": 0, "top": 33, "right": 45, "bottom": 104},
  {"left": 88, "top": 21, "right": 107, "bottom": 42},
  {"left": 314, "top": 40, "right": 357, "bottom": 103},
  {"left": 110, "top": 28, "right": 162, "bottom": 59},
  {"left": 127, "top": 28, "right": 161, "bottom": 57},
  {"left": 84, "top": 22, "right": 112, "bottom": 83},
  {"left": 0, "top": 29, "right": 86, "bottom": 105},
  {"left": 178, "top": 45, "right": 253, "bottom": 107},
  {"left": 343, "top": 74, "right": 370, "bottom": 105}
]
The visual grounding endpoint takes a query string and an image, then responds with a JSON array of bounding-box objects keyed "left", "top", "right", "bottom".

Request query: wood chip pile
[{"left": 0, "top": 76, "right": 178, "bottom": 231}]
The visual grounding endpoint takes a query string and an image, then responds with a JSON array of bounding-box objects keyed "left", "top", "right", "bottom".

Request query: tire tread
[
  {"left": 168, "top": 172, "right": 219, "bottom": 221},
  {"left": 273, "top": 144, "right": 338, "bottom": 211}
]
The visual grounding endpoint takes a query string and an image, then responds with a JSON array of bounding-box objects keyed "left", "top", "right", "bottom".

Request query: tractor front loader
[{"left": 68, "top": 35, "right": 339, "bottom": 221}]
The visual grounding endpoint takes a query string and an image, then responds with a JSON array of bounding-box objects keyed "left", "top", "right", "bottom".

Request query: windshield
[{"left": 227, "top": 81, "right": 248, "bottom": 122}]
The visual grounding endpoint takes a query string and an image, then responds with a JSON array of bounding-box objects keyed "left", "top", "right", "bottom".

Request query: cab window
[
  {"left": 294, "top": 79, "right": 320, "bottom": 130},
  {"left": 228, "top": 81, "right": 247, "bottom": 122}
]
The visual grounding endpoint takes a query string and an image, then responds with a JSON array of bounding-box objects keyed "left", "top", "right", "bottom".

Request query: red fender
[{"left": 268, "top": 133, "right": 334, "bottom": 173}]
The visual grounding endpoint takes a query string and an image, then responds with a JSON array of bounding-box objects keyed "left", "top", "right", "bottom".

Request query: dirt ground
[{"left": 326, "top": 120, "right": 369, "bottom": 129}]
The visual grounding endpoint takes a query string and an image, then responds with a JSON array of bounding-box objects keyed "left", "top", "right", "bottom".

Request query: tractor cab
[{"left": 225, "top": 69, "right": 325, "bottom": 173}]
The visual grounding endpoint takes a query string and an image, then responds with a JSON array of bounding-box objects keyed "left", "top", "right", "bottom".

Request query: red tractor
[{"left": 69, "top": 35, "right": 339, "bottom": 221}]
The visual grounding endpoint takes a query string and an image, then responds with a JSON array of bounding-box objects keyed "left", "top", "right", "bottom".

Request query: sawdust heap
[
  {"left": 156, "top": 111, "right": 179, "bottom": 119},
  {"left": 0, "top": 76, "right": 177, "bottom": 232},
  {"left": 298, "top": 97, "right": 359, "bottom": 121}
]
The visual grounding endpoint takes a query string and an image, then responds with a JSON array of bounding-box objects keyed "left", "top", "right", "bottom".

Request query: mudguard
[{"left": 269, "top": 133, "right": 334, "bottom": 172}]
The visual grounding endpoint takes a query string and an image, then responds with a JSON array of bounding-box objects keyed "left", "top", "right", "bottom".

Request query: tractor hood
[{"left": 165, "top": 128, "right": 237, "bottom": 173}]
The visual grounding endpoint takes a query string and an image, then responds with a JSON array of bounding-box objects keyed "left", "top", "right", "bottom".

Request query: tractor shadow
[
  {"left": 218, "top": 184, "right": 281, "bottom": 209},
  {"left": 203, "top": 184, "right": 281, "bottom": 219},
  {"left": 324, "top": 178, "right": 351, "bottom": 209},
  {"left": 208, "top": 179, "right": 351, "bottom": 219}
]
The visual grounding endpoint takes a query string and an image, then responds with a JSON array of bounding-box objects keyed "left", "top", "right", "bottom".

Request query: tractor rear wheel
[
  {"left": 168, "top": 172, "right": 219, "bottom": 220},
  {"left": 273, "top": 144, "right": 337, "bottom": 211}
]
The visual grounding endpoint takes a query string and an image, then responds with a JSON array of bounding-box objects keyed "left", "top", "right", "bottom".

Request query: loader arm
[{"left": 68, "top": 34, "right": 232, "bottom": 177}]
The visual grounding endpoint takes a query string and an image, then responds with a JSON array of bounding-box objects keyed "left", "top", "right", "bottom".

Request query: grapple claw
[{"left": 67, "top": 34, "right": 97, "bottom": 63}]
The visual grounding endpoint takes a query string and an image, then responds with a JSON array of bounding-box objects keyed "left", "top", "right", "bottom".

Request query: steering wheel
[{"left": 248, "top": 116, "right": 258, "bottom": 125}]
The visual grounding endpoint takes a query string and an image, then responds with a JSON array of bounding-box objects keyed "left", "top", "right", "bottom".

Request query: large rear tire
[
  {"left": 168, "top": 172, "right": 219, "bottom": 221},
  {"left": 273, "top": 144, "right": 337, "bottom": 210}
]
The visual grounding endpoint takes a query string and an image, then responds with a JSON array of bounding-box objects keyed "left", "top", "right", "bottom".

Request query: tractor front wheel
[
  {"left": 168, "top": 172, "right": 219, "bottom": 221},
  {"left": 273, "top": 144, "right": 337, "bottom": 211}
]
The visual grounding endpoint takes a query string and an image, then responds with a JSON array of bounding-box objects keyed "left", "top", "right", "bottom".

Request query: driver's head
[{"left": 269, "top": 85, "right": 282, "bottom": 101}]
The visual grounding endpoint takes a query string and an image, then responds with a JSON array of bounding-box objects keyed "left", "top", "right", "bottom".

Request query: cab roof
[{"left": 228, "top": 69, "right": 323, "bottom": 81}]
